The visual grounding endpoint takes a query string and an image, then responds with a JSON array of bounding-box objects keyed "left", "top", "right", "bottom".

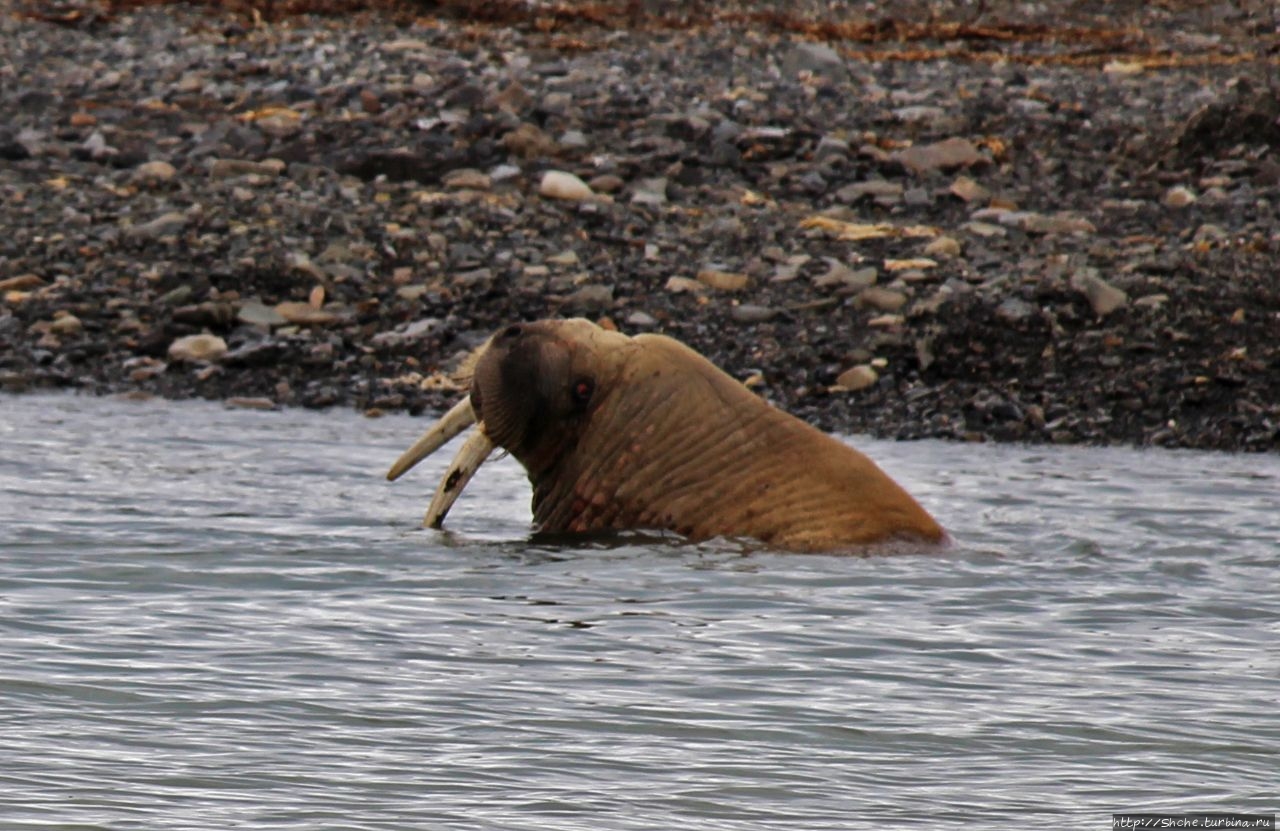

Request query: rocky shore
[{"left": 2, "top": 0, "right": 1278, "bottom": 451}]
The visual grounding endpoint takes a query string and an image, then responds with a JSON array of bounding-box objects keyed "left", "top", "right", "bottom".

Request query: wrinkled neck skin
[{"left": 515, "top": 334, "right": 944, "bottom": 552}]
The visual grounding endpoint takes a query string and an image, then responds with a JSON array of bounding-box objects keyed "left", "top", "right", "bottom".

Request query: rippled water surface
[{"left": 2, "top": 394, "right": 1276, "bottom": 829}]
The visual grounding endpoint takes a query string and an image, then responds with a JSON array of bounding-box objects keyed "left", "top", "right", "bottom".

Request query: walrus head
[
  {"left": 470, "top": 320, "right": 634, "bottom": 481},
  {"left": 387, "top": 318, "right": 944, "bottom": 552}
]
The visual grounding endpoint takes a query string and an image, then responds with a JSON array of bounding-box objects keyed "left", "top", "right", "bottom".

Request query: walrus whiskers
[{"left": 386, "top": 394, "right": 477, "bottom": 482}]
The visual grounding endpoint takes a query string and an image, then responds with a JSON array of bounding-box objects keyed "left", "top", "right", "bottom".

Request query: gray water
[{"left": 1, "top": 393, "right": 1276, "bottom": 830}]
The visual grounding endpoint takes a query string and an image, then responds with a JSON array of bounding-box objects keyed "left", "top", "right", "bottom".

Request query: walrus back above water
[{"left": 387, "top": 318, "right": 945, "bottom": 552}]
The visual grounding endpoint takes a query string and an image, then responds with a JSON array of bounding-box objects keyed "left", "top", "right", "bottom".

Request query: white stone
[
  {"left": 539, "top": 170, "right": 594, "bottom": 201},
  {"left": 168, "top": 334, "right": 227, "bottom": 363}
]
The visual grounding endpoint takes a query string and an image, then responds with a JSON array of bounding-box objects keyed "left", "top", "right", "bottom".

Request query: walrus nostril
[{"left": 501, "top": 325, "right": 522, "bottom": 340}]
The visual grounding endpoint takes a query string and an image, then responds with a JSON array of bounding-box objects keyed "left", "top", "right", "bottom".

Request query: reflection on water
[{"left": 1, "top": 394, "right": 1276, "bottom": 829}]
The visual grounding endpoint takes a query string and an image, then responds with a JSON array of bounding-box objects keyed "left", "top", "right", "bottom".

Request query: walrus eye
[{"left": 571, "top": 377, "right": 594, "bottom": 408}]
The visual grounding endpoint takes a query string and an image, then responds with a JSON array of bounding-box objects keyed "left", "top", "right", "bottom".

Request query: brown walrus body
[{"left": 388, "top": 318, "right": 944, "bottom": 552}]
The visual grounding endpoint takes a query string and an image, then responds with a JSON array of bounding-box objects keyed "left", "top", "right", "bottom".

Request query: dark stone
[
  {"left": 223, "top": 340, "right": 287, "bottom": 368},
  {"left": 0, "top": 140, "right": 31, "bottom": 161}
]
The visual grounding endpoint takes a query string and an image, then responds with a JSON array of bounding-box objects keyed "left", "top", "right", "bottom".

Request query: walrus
[{"left": 387, "top": 318, "right": 945, "bottom": 552}]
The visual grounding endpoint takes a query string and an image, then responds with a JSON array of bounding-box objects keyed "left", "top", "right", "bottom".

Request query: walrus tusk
[
  {"left": 421, "top": 425, "right": 496, "bottom": 529},
  {"left": 386, "top": 395, "right": 477, "bottom": 482}
]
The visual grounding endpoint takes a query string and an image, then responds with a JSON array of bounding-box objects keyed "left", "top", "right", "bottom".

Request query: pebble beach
[{"left": 2, "top": 0, "right": 1278, "bottom": 450}]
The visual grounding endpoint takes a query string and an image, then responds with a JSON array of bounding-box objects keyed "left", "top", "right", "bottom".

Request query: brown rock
[
  {"left": 168, "top": 333, "right": 228, "bottom": 363},
  {"left": 587, "top": 174, "right": 625, "bottom": 193},
  {"left": 226, "top": 397, "right": 277, "bottom": 410},
  {"left": 665, "top": 276, "right": 708, "bottom": 295},
  {"left": 253, "top": 109, "right": 302, "bottom": 138},
  {"left": 856, "top": 287, "right": 908, "bottom": 312},
  {"left": 275, "top": 301, "right": 343, "bottom": 326},
  {"left": 133, "top": 160, "right": 177, "bottom": 184},
  {"left": 443, "top": 168, "right": 491, "bottom": 190},
  {"left": 1071, "top": 271, "right": 1128, "bottom": 316},
  {"left": 1016, "top": 212, "right": 1095, "bottom": 235},
  {"left": 492, "top": 80, "right": 533, "bottom": 112},
  {"left": 834, "top": 364, "right": 879, "bottom": 391},
  {"left": 0, "top": 274, "right": 45, "bottom": 292},
  {"left": 895, "top": 137, "right": 984, "bottom": 175},
  {"left": 209, "top": 158, "right": 286, "bottom": 179},
  {"left": 48, "top": 314, "right": 83, "bottom": 336},
  {"left": 923, "top": 236, "right": 962, "bottom": 259},
  {"left": 696, "top": 269, "right": 751, "bottom": 292},
  {"left": 502, "top": 123, "right": 559, "bottom": 159},
  {"left": 949, "top": 175, "right": 989, "bottom": 203}
]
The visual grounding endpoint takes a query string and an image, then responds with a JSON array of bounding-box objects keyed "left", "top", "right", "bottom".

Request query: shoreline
[{"left": 2, "top": 2, "right": 1277, "bottom": 452}]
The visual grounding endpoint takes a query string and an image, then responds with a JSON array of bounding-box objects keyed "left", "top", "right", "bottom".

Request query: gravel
[{"left": 1, "top": 0, "right": 1278, "bottom": 451}]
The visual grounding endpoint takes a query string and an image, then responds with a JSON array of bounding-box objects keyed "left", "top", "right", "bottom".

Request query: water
[{"left": 1, "top": 393, "right": 1276, "bottom": 830}]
